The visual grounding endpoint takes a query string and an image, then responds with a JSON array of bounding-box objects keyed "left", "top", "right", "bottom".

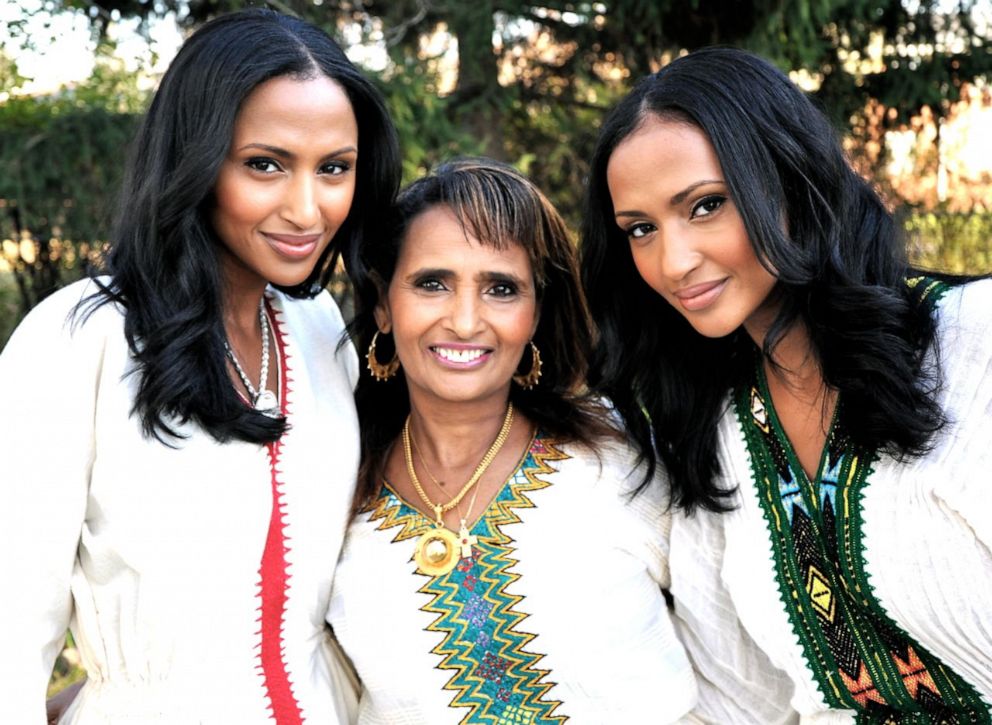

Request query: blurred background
[{"left": 2, "top": 0, "right": 992, "bottom": 351}]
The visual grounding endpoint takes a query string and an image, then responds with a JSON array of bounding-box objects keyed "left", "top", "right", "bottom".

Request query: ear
[
  {"left": 373, "top": 299, "right": 392, "bottom": 334},
  {"left": 529, "top": 302, "right": 541, "bottom": 339},
  {"left": 371, "top": 272, "right": 392, "bottom": 333}
]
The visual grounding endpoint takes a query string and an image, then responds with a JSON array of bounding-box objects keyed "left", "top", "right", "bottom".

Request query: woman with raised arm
[
  {"left": 328, "top": 158, "right": 706, "bottom": 723},
  {"left": 0, "top": 9, "right": 399, "bottom": 723},
  {"left": 582, "top": 47, "right": 992, "bottom": 723}
]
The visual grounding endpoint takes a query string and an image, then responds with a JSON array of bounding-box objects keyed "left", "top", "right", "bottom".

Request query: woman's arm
[{"left": 0, "top": 284, "right": 103, "bottom": 722}]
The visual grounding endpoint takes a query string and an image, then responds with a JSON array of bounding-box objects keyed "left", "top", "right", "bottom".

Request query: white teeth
[{"left": 434, "top": 347, "right": 486, "bottom": 363}]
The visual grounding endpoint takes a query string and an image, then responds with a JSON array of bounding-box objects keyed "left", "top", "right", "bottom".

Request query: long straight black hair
[
  {"left": 582, "top": 47, "right": 950, "bottom": 512},
  {"left": 86, "top": 8, "right": 400, "bottom": 444}
]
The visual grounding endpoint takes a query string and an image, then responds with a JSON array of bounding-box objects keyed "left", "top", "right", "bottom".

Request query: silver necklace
[{"left": 225, "top": 299, "right": 280, "bottom": 418}]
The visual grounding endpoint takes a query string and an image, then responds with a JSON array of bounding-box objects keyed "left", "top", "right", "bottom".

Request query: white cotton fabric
[
  {"left": 669, "top": 279, "right": 992, "bottom": 723},
  {"left": 328, "top": 439, "right": 702, "bottom": 724},
  {"left": 0, "top": 278, "right": 361, "bottom": 724}
]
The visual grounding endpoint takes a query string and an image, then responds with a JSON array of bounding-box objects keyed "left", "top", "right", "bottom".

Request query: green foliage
[
  {"left": 0, "top": 53, "right": 25, "bottom": 93},
  {"left": 0, "top": 52, "right": 146, "bottom": 317},
  {"left": 905, "top": 209, "right": 992, "bottom": 274},
  {"left": 0, "top": 0, "right": 989, "bottom": 349},
  {"left": 47, "top": 635, "right": 84, "bottom": 699},
  {"left": 372, "top": 60, "right": 485, "bottom": 184},
  {"left": 0, "top": 272, "right": 21, "bottom": 351}
]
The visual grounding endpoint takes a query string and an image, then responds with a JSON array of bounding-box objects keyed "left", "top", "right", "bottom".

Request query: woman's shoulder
[
  {"left": 551, "top": 429, "right": 671, "bottom": 512},
  {"left": 3, "top": 277, "right": 122, "bottom": 353},
  {"left": 268, "top": 287, "right": 347, "bottom": 339},
  {"left": 933, "top": 278, "right": 992, "bottom": 362},
  {"left": 935, "top": 277, "right": 992, "bottom": 329}
]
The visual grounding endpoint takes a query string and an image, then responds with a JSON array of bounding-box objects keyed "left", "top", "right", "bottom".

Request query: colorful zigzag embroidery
[{"left": 365, "top": 434, "right": 569, "bottom": 724}]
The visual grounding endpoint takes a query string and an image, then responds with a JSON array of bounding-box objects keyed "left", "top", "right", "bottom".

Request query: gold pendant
[{"left": 414, "top": 526, "right": 459, "bottom": 576}]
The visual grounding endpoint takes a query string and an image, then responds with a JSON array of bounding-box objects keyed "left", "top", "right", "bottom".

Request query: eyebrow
[
  {"left": 234, "top": 143, "right": 358, "bottom": 160},
  {"left": 614, "top": 178, "right": 724, "bottom": 218},
  {"left": 407, "top": 267, "right": 530, "bottom": 286},
  {"left": 479, "top": 270, "right": 528, "bottom": 287}
]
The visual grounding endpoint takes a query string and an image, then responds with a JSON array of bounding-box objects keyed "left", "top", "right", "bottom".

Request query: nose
[
  {"left": 445, "top": 289, "right": 485, "bottom": 339},
  {"left": 280, "top": 173, "right": 321, "bottom": 230},
  {"left": 657, "top": 226, "right": 701, "bottom": 281}
]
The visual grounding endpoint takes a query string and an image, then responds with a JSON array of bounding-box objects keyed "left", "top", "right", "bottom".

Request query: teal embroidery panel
[{"left": 365, "top": 435, "right": 569, "bottom": 724}]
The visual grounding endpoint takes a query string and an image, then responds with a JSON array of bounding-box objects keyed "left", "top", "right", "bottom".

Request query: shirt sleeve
[
  {"left": 669, "top": 506, "right": 799, "bottom": 725},
  {"left": 931, "top": 279, "right": 992, "bottom": 552},
  {"left": 0, "top": 284, "right": 105, "bottom": 722}
]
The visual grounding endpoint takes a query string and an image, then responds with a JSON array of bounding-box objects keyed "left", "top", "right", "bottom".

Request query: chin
[
  {"left": 266, "top": 265, "right": 322, "bottom": 289},
  {"left": 684, "top": 318, "right": 742, "bottom": 340}
]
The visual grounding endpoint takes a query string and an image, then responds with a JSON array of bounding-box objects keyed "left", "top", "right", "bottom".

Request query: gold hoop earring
[
  {"left": 512, "top": 341, "right": 542, "bottom": 390},
  {"left": 366, "top": 330, "right": 400, "bottom": 381}
]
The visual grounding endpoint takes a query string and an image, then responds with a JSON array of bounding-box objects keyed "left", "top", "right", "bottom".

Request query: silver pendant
[{"left": 254, "top": 389, "right": 280, "bottom": 417}]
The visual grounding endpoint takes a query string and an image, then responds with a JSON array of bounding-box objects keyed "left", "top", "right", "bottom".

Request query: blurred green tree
[
  {"left": 0, "top": 46, "right": 145, "bottom": 331},
  {"left": 1, "top": 0, "right": 990, "bottom": 348},
  {"left": 39, "top": 0, "right": 988, "bottom": 216}
]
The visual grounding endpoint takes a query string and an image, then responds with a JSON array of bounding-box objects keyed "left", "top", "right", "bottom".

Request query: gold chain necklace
[
  {"left": 404, "top": 403, "right": 514, "bottom": 576},
  {"left": 411, "top": 430, "right": 486, "bottom": 570},
  {"left": 411, "top": 432, "right": 447, "bottom": 490}
]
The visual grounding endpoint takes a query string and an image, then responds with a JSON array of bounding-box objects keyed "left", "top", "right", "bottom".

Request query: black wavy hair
[
  {"left": 581, "top": 47, "right": 953, "bottom": 513},
  {"left": 84, "top": 8, "right": 400, "bottom": 444},
  {"left": 348, "top": 157, "right": 614, "bottom": 515}
]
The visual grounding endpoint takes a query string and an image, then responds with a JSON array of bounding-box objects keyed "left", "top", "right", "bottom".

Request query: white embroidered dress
[
  {"left": 669, "top": 280, "right": 992, "bottom": 724},
  {"left": 0, "top": 279, "right": 360, "bottom": 724},
  {"left": 329, "top": 436, "right": 701, "bottom": 724}
]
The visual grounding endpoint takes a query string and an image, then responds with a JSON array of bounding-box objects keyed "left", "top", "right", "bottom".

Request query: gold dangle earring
[
  {"left": 366, "top": 330, "right": 400, "bottom": 381},
  {"left": 512, "top": 341, "right": 542, "bottom": 390}
]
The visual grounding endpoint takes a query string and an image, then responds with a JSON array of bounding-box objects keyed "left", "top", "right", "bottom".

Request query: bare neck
[{"left": 406, "top": 394, "right": 513, "bottom": 470}]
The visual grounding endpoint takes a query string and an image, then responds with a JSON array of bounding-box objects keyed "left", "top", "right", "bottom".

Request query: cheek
[
  {"left": 508, "top": 303, "right": 540, "bottom": 344},
  {"left": 727, "top": 235, "right": 773, "bottom": 287},
  {"left": 320, "top": 182, "right": 357, "bottom": 227},
  {"left": 212, "top": 178, "right": 267, "bottom": 236},
  {"left": 386, "top": 295, "right": 425, "bottom": 349},
  {"left": 629, "top": 246, "right": 664, "bottom": 295}
]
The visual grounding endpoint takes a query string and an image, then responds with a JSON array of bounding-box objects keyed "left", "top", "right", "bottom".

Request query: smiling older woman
[{"left": 328, "top": 158, "right": 710, "bottom": 723}]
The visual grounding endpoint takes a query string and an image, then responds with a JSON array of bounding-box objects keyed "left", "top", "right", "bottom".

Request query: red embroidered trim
[{"left": 256, "top": 300, "right": 304, "bottom": 724}]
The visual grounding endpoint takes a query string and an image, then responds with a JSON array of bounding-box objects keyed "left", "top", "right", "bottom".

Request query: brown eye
[
  {"left": 625, "top": 222, "right": 655, "bottom": 240},
  {"left": 415, "top": 277, "right": 445, "bottom": 292},
  {"left": 690, "top": 195, "right": 725, "bottom": 219},
  {"left": 245, "top": 157, "right": 281, "bottom": 173},
  {"left": 319, "top": 160, "right": 351, "bottom": 176},
  {"left": 488, "top": 282, "right": 517, "bottom": 298}
]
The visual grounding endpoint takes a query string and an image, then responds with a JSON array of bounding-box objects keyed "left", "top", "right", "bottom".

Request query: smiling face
[
  {"left": 376, "top": 204, "right": 539, "bottom": 409},
  {"left": 606, "top": 114, "right": 778, "bottom": 341},
  {"left": 211, "top": 73, "right": 359, "bottom": 297}
]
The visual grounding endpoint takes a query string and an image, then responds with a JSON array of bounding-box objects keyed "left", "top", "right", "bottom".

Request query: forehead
[
  {"left": 396, "top": 205, "right": 533, "bottom": 275},
  {"left": 606, "top": 115, "right": 723, "bottom": 195},
  {"left": 231, "top": 74, "right": 358, "bottom": 146}
]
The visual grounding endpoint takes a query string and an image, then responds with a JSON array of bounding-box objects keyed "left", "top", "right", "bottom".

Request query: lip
[
  {"left": 429, "top": 343, "right": 493, "bottom": 369},
  {"left": 262, "top": 232, "right": 323, "bottom": 260},
  {"left": 674, "top": 278, "right": 728, "bottom": 311}
]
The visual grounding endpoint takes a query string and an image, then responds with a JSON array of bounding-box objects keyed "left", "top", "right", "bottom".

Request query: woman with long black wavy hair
[
  {"left": 582, "top": 48, "right": 991, "bottom": 722},
  {"left": 0, "top": 9, "right": 398, "bottom": 723}
]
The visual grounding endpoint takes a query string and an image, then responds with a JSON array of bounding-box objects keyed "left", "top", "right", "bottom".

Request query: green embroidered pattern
[
  {"left": 364, "top": 435, "right": 569, "bottom": 724},
  {"left": 736, "top": 280, "right": 989, "bottom": 723}
]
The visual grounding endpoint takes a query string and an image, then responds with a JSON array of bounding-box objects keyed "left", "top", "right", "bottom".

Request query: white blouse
[
  {"left": 328, "top": 436, "right": 701, "bottom": 724},
  {"left": 669, "top": 280, "right": 992, "bottom": 723},
  {"left": 0, "top": 279, "right": 361, "bottom": 724}
]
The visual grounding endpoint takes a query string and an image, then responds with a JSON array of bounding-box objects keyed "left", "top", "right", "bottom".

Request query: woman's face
[
  {"left": 606, "top": 114, "right": 778, "bottom": 341},
  {"left": 211, "top": 74, "right": 358, "bottom": 294},
  {"left": 376, "top": 204, "right": 539, "bottom": 409}
]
